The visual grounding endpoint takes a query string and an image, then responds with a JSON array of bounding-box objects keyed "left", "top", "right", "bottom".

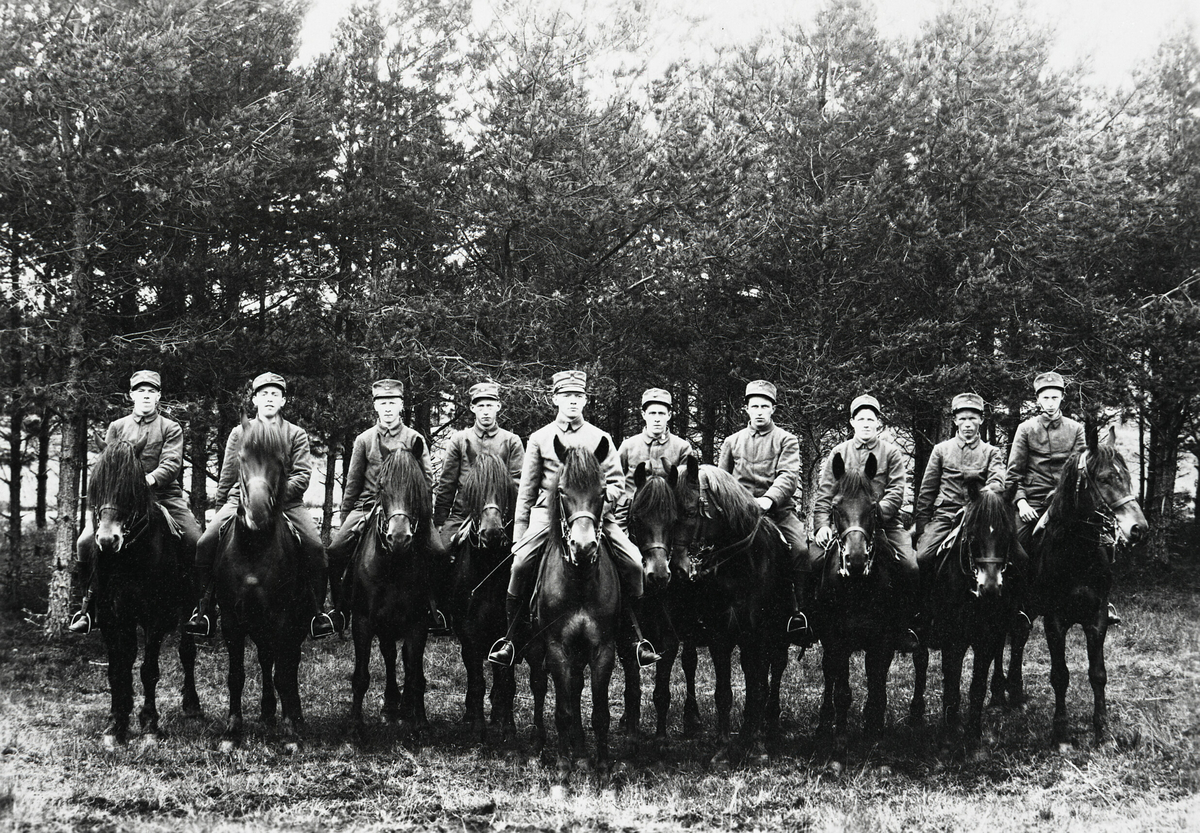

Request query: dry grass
[{"left": 1, "top": 551, "right": 1198, "bottom": 832}]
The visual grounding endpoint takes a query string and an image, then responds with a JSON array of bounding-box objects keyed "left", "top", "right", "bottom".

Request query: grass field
[{"left": 2, "top": 542, "right": 1199, "bottom": 832}]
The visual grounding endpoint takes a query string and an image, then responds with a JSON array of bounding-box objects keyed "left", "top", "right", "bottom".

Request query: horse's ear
[
  {"left": 465, "top": 442, "right": 476, "bottom": 467},
  {"left": 864, "top": 453, "right": 878, "bottom": 481},
  {"left": 663, "top": 456, "right": 678, "bottom": 488},
  {"left": 553, "top": 434, "right": 568, "bottom": 463},
  {"left": 832, "top": 452, "right": 846, "bottom": 481},
  {"left": 965, "top": 473, "right": 983, "bottom": 502},
  {"left": 594, "top": 436, "right": 610, "bottom": 463},
  {"left": 685, "top": 454, "right": 699, "bottom": 482},
  {"left": 411, "top": 435, "right": 425, "bottom": 460},
  {"left": 1103, "top": 425, "right": 1117, "bottom": 450},
  {"left": 380, "top": 443, "right": 394, "bottom": 459},
  {"left": 634, "top": 462, "right": 649, "bottom": 488}
]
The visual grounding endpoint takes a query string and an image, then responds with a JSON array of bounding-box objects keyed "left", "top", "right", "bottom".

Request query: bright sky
[{"left": 297, "top": 0, "right": 1200, "bottom": 89}]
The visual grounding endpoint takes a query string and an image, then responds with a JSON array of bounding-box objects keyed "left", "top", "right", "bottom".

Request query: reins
[{"left": 691, "top": 514, "right": 766, "bottom": 579}]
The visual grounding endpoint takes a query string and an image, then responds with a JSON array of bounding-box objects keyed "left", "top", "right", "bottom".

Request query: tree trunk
[
  {"left": 35, "top": 411, "right": 49, "bottom": 529},
  {"left": 189, "top": 413, "right": 208, "bottom": 530},
  {"left": 322, "top": 446, "right": 337, "bottom": 540},
  {"left": 5, "top": 232, "right": 22, "bottom": 605}
]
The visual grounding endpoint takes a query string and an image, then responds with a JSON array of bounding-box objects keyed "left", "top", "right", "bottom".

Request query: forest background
[{"left": 1, "top": 0, "right": 1199, "bottom": 632}]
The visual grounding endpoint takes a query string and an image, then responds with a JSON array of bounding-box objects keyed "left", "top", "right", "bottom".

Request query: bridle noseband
[
  {"left": 95, "top": 503, "right": 149, "bottom": 552},
  {"left": 558, "top": 493, "right": 603, "bottom": 566}
]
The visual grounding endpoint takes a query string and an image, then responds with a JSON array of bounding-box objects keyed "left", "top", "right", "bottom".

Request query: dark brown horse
[
  {"left": 1006, "top": 427, "right": 1146, "bottom": 746},
  {"left": 814, "top": 452, "right": 903, "bottom": 753},
  {"left": 87, "top": 441, "right": 200, "bottom": 747},
  {"left": 215, "top": 421, "right": 309, "bottom": 753},
  {"left": 618, "top": 461, "right": 683, "bottom": 743},
  {"left": 524, "top": 437, "right": 621, "bottom": 776},
  {"left": 671, "top": 459, "right": 790, "bottom": 768},
  {"left": 346, "top": 438, "right": 435, "bottom": 741},
  {"left": 911, "top": 477, "right": 1020, "bottom": 756},
  {"left": 448, "top": 449, "right": 518, "bottom": 743}
]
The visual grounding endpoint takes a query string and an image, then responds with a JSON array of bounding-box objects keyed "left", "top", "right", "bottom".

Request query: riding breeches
[
  {"left": 507, "top": 507, "right": 644, "bottom": 599},
  {"left": 915, "top": 510, "right": 960, "bottom": 567}
]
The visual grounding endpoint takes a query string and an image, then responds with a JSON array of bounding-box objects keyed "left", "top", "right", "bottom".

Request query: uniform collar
[
  {"left": 556, "top": 415, "right": 584, "bottom": 432},
  {"left": 749, "top": 421, "right": 775, "bottom": 437},
  {"left": 1037, "top": 413, "right": 1063, "bottom": 430},
  {"left": 641, "top": 430, "right": 670, "bottom": 446},
  {"left": 473, "top": 423, "right": 499, "bottom": 440},
  {"left": 854, "top": 436, "right": 880, "bottom": 451},
  {"left": 378, "top": 421, "right": 403, "bottom": 438},
  {"left": 132, "top": 411, "right": 158, "bottom": 425},
  {"left": 956, "top": 435, "right": 981, "bottom": 449}
]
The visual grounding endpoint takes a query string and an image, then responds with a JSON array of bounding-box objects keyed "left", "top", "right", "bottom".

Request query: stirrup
[
  {"left": 894, "top": 628, "right": 920, "bottom": 654},
  {"left": 787, "top": 612, "right": 810, "bottom": 634},
  {"left": 1106, "top": 603, "right": 1121, "bottom": 628},
  {"left": 68, "top": 610, "right": 93, "bottom": 635},
  {"left": 310, "top": 612, "right": 337, "bottom": 640},
  {"left": 428, "top": 609, "right": 452, "bottom": 636},
  {"left": 488, "top": 638, "right": 516, "bottom": 667},
  {"left": 635, "top": 639, "right": 661, "bottom": 668},
  {"left": 183, "top": 608, "right": 214, "bottom": 639}
]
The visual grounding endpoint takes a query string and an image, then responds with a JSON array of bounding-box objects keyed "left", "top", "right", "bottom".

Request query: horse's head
[
  {"left": 461, "top": 447, "right": 515, "bottom": 550},
  {"left": 670, "top": 458, "right": 763, "bottom": 580},
  {"left": 961, "top": 476, "right": 1016, "bottom": 599},
  {"left": 237, "top": 420, "right": 289, "bottom": 531},
  {"left": 550, "top": 435, "right": 607, "bottom": 566},
  {"left": 629, "top": 460, "right": 678, "bottom": 587},
  {"left": 1079, "top": 427, "right": 1147, "bottom": 548},
  {"left": 377, "top": 436, "right": 433, "bottom": 555},
  {"left": 89, "top": 441, "right": 152, "bottom": 554},
  {"left": 828, "top": 452, "right": 881, "bottom": 577}
]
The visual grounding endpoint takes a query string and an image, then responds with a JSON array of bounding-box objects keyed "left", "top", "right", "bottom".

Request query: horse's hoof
[
  {"left": 968, "top": 746, "right": 990, "bottom": 764},
  {"left": 825, "top": 760, "right": 844, "bottom": 777},
  {"left": 556, "top": 760, "right": 572, "bottom": 779},
  {"left": 102, "top": 734, "right": 120, "bottom": 751},
  {"left": 1056, "top": 741, "right": 1073, "bottom": 754},
  {"left": 549, "top": 784, "right": 566, "bottom": 801},
  {"left": 283, "top": 741, "right": 300, "bottom": 755},
  {"left": 219, "top": 739, "right": 237, "bottom": 755},
  {"left": 575, "top": 757, "right": 592, "bottom": 773},
  {"left": 141, "top": 733, "right": 160, "bottom": 749},
  {"left": 908, "top": 712, "right": 925, "bottom": 729}
]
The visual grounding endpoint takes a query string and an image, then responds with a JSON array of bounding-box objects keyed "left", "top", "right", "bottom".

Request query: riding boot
[
  {"left": 488, "top": 594, "right": 524, "bottom": 667},
  {"left": 785, "top": 567, "right": 815, "bottom": 646},
  {"left": 67, "top": 555, "right": 97, "bottom": 635},
  {"left": 628, "top": 596, "right": 661, "bottom": 667}
]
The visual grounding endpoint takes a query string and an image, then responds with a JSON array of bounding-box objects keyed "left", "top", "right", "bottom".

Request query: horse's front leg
[
  {"left": 492, "top": 664, "right": 517, "bottom": 742},
  {"left": 461, "top": 634, "right": 488, "bottom": 741},
  {"left": 681, "top": 641, "right": 702, "bottom": 738},
  {"left": 221, "top": 629, "right": 247, "bottom": 752},
  {"left": 967, "top": 633, "right": 1001, "bottom": 752},
  {"left": 102, "top": 618, "right": 137, "bottom": 748},
  {"left": 942, "top": 642, "right": 966, "bottom": 736},
  {"left": 178, "top": 627, "right": 202, "bottom": 719},
  {"left": 910, "top": 645, "right": 929, "bottom": 728},
  {"left": 401, "top": 628, "right": 430, "bottom": 737},
  {"left": 527, "top": 646, "right": 548, "bottom": 758},
  {"left": 137, "top": 624, "right": 168, "bottom": 741},
  {"left": 591, "top": 643, "right": 616, "bottom": 775},
  {"left": 258, "top": 644, "right": 277, "bottom": 728},
  {"left": 731, "top": 644, "right": 770, "bottom": 767},
  {"left": 1006, "top": 623, "right": 1030, "bottom": 708},
  {"left": 765, "top": 640, "right": 788, "bottom": 738},
  {"left": 862, "top": 645, "right": 893, "bottom": 742},
  {"left": 618, "top": 638, "right": 641, "bottom": 739},
  {"left": 1045, "top": 615, "right": 1072, "bottom": 747},
  {"left": 349, "top": 618, "right": 372, "bottom": 741},
  {"left": 710, "top": 641, "right": 734, "bottom": 743},
  {"left": 547, "top": 644, "right": 575, "bottom": 776},
  {"left": 379, "top": 636, "right": 402, "bottom": 724},
  {"left": 653, "top": 640, "right": 679, "bottom": 739},
  {"left": 817, "top": 641, "right": 837, "bottom": 738},
  {"left": 1084, "top": 615, "right": 1109, "bottom": 745},
  {"left": 276, "top": 630, "right": 304, "bottom": 752}
]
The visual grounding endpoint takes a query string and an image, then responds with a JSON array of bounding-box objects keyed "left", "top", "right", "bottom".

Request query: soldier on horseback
[
  {"left": 915, "top": 392, "right": 1030, "bottom": 634},
  {"left": 615, "top": 387, "right": 693, "bottom": 530},
  {"left": 1005, "top": 371, "right": 1120, "bottom": 626},
  {"left": 487, "top": 370, "right": 661, "bottom": 668},
  {"left": 433, "top": 381, "right": 524, "bottom": 549},
  {"left": 811, "top": 393, "right": 921, "bottom": 652},
  {"left": 326, "top": 378, "right": 449, "bottom": 632},
  {"left": 184, "top": 372, "right": 333, "bottom": 639},
  {"left": 69, "top": 370, "right": 202, "bottom": 634}
]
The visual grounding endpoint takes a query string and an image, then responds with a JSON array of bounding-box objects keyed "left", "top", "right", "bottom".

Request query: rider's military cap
[
  {"left": 1033, "top": 371, "right": 1066, "bottom": 394},
  {"left": 850, "top": 394, "right": 882, "bottom": 418},
  {"left": 744, "top": 380, "right": 777, "bottom": 403},
  {"left": 470, "top": 382, "right": 500, "bottom": 403},
  {"left": 552, "top": 370, "right": 587, "bottom": 395},
  {"left": 372, "top": 379, "right": 405, "bottom": 399},
  {"left": 129, "top": 370, "right": 161, "bottom": 391},
  {"left": 252, "top": 372, "right": 287, "bottom": 394},
  {"left": 641, "top": 388, "right": 672, "bottom": 409},
  {"left": 951, "top": 392, "right": 985, "bottom": 414}
]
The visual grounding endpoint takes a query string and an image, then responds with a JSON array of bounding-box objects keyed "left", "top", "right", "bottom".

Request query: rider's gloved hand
[{"left": 815, "top": 526, "right": 834, "bottom": 548}]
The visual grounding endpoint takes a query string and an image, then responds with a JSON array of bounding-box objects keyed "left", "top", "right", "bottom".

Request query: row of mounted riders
[{"left": 75, "top": 421, "right": 1145, "bottom": 769}]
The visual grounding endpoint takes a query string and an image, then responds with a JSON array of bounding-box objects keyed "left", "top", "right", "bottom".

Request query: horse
[
  {"left": 86, "top": 441, "right": 200, "bottom": 747},
  {"left": 617, "top": 461, "right": 683, "bottom": 743},
  {"left": 524, "top": 436, "right": 622, "bottom": 776},
  {"left": 448, "top": 448, "right": 519, "bottom": 743},
  {"left": 1006, "top": 426, "right": 1146, "bottom": 747},
  {"left": 671, "top": 458, "right": 791, "bottom": 768},
  {"left": 814, "top": 452, "right": 905, "bottom": 752},
  {"left": 346, "top": 437, "right": 436, "bottom": 741},
  {"left": 910, "top": 477, "right": 1021, "bottom": 755},
  {"left": 214, "top": 420, "right": 310, "bottom": 752}
]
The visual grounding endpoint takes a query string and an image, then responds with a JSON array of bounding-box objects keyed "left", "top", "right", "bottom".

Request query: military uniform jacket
[
  {"left": 215, "top": 418, "right": 312, "bottom": 510},
  {"left": 915, "top": 435, "right": 1006, "bottom": 526},
  {"left": 104, "top": 412, "right": 185, "bottom": 499},
  {"left": 813, "top": 436, "right": 907, "bottom": 529},
  {"left": 1004, "top": 413, "right": 1085, "bottom": 509},
  {"left": 433, "top": 424, "right": 524, "bottom": 527},
  {"left": 341, "top": 423, "right": 434, "bottom": 518},
  {"left": 717, "top": 422, "right": 800, "bottom": 511},
  {"left": 617, "top": 431, "right": 693, "bottom": 505},
  {"left": 516, "top": 417, "right": 623, "bottom": 531}
]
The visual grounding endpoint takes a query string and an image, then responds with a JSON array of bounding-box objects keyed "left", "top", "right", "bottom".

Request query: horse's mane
[
  {"left": 629, "top": 471, "right": 677, "bottom": 529},
  {"left": 91, "top": 441, "right": 152, "bottom": 515},
  {"left": 378, "top": 449, "right": 433, "bottom": 530},
  {"left": 698, "top": 465, "right": 761, "bottom": 539},
  {"left": 832, "top": 469, "right": 876, "bottom": 506},
  {"left": 461, "top": 452, "right": 516, "bottom": 521},
  {"left": 548, "top": 446, "right": 603, "bottom": 529},
  {"left": 962, "top": 486, "right": 1016, "bottom": 544},
  {"left": 1044, "top": 443, "right": 1130, "bottom": 537},
  {"left": 240, "top": 420, "right": 290, "bottom": 469}
]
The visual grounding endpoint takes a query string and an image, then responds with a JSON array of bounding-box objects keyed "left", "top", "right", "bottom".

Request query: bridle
[
  {"left": 1075, "top": 450, "right": 1139, "bottom": 547},
  {"left": 94, "top": 503, "right": 149, "bottom": 552},
  {"left": 465, "top": 501, "right": 512, "bottom": 549},
  {"left": 823, "top": 507, "right": 879, "bottom": 578},
  {"left": 557, "top": 492, "right": 603, "bottom": 566}
]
